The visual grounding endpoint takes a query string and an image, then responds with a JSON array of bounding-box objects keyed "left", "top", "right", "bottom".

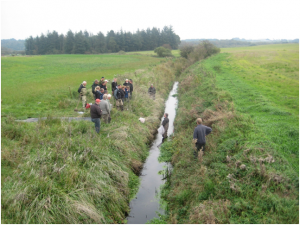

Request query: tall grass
[
  {"left": 159, "top": 55, "right": 298, "bottom": 223},
  {"left": 1, "top": 57, "right": 176, "bottom": 223}
]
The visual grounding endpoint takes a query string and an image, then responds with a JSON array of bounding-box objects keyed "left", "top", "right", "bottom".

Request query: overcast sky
[{"left": 1, "top": 0, "right": 300, "bottom": 40}]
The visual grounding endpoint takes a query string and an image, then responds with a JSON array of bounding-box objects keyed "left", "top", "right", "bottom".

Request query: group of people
[
  {"left": 77, "top": 77, "right": 135, "bottom": 134},
  {"left": 78, "top": 77, "right": 212, "bottom": 159}
]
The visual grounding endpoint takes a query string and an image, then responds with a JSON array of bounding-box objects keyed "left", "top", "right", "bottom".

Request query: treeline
[
  {"left": 1, "top": 39, "right": 25, "bottom": 51},
  {"left": 25, "top": 26, "right": 180, "bottom": 55},
  {"left": 181, "top": 38, "right": 299, "bottom": 48}
]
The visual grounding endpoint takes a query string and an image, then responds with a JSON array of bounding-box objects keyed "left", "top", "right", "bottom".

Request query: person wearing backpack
[{"left": 90, "top": 99, "right": 102, "bottom": 133}]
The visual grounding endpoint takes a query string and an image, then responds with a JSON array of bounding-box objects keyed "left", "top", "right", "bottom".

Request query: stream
[{"left": 127, "top": 82, "right": 178, "bottom": 224}]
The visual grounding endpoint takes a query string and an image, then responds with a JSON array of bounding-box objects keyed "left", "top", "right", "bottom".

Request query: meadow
[
  {"left": 1, "top": 53, "right": 177, "bottom": 223},
  {"left": 1, "top": 54, "right": 162, "bottom": 119},
  {"left": 157, "top": 44, "right": 299, "bottom": 224}
]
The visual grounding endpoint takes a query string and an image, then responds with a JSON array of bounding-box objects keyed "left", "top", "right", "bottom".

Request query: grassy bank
[
  {"left": 1, "top": 55, "right": 177, "bottom": 223},
  {"left": 159, "top": 45, "right": 298, "bottom": 223}
]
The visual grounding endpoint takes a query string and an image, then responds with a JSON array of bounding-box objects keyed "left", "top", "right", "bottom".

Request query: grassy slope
[
  {"left": 1, "top": 54, "right": 177, "bottom": 223},
  {"left": 159, "top": 44, "right": 299, "bottom": 223},
  {"left": 1, "top": 54, "right": 162, "bottom": 119}
]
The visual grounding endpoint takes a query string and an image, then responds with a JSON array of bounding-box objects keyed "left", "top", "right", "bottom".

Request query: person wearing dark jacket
[
  {"left": 162, "top": 113, "right": 169, "bottom": 143},
  {"left": 112, "top": 78, "right": 117, "bottom": 95},
  {"left": 193, "top": 118, "right": 212, "bottom": 158},
  {"left": 90, "top": 99, "right": 102, "bottom": 133},
  {"left": 91, "top": 79, "right": 99, "bottom": 99},
  {"left": 129, "top": 79, "right": 133, "bottom": 99},
  {"left": 100, "top": 80, "right": 108, "bottom": 91},
  {"left": 148, "top": 84, "right": 156, "bottom": 100},
  {"left": 114, "top": 84, "right": 124, "bottom": 111},
  {"left": 123, "top": 79, "right": 130, "bottom": 99}
]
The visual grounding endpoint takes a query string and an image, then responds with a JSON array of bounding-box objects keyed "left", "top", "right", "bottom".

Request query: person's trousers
[
  {"left": 82, "top": 95, "right": 87, "bottom": 107},
  {"left": 194, "top": 143, "right": 206, "bottom": 158},
  {"left": 91, "top": 118, "right": 100, "bottom": 133},
  {"left": 102, "top": 114, "right": 109, "bottom": 124}
]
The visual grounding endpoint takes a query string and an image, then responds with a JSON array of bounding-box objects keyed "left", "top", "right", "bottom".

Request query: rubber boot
[{"left": 121, "top": 105, "right": 124, "bottom": 111}]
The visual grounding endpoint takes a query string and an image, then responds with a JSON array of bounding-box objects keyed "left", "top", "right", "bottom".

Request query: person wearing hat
[
  {"left": 99, "top": 94, "right": 110, "bottom": 123},
  {"left": 90, "top": 99, "right": 102, "bottom": 133},
  {"left": 162, "top": 113, "right": 169, "bottom": 143},
  {"left": 148, "top": 84, "right": 156, "bottom": 100},
  {"left": 78, "top": 81, "right": 87, "bottom": 107},
  {"left": 193, "top": 118, "right": 212, "bottom": 158}
]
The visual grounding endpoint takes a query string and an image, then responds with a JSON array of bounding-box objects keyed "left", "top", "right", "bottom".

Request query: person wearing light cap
[
  {"left": 78, "top": 81, "right": 87, "bottom": 107},
  {"left": 99, "top": 94, "right": 110, "bottom": 123},
  {"left": 90, "top": 99, "right": 102, "bottom": 133},
  {"left": 148, "top": 84, "right": 156, "bottom": 100},
  {"left": 193, "top": 118, "right": 212, "bottom": 158}
]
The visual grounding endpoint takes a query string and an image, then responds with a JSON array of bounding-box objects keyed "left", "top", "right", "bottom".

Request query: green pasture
[
  {"left": 1, "top": 54, "right": 162, "bottom": 119},
  {"left": 204, "top": 43, "right": 299, "bottom": 170}
]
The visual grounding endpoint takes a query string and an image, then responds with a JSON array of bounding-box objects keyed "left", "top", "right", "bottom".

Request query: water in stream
[{"left": 127, "top": 82, "right": 178, "bottom": 224}]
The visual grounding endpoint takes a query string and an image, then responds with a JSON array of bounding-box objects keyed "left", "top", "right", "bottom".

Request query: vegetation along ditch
[
  {"left": 2, "top": 42, "right": 297, "bottom": 224},
  {"left": 1, "top": 57, "right": 178, "bottom": 223},
  {"left": 157, "top": 43, "right": 298, "bottom": 224}
]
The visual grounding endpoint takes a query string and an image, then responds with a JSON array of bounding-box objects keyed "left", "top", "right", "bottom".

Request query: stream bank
[{"left": 127, "top": 82, "right": 178, "bottom": 224}]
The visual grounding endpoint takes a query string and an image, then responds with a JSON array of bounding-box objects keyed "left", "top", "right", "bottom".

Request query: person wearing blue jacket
[{"left": 193, "top": 118, "right": 212, "bottom": 158}]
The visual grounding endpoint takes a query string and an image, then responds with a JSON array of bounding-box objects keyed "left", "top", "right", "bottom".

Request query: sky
[{"left": 1, "top": 0, "right": 300, "bottom": 40}]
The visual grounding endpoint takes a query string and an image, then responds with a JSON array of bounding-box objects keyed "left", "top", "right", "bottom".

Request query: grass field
[
  {"left": 158, "top": 44, "right": 299, "bottom": 224},
  {"left": 1, "top": 53, "right": 178, "bottom": 223},
  {"left": 1, "top": 54, "right": 162, "bottom": 119},
  {"left": 211, "top": 43, "right": 299, "bottom": 170}
]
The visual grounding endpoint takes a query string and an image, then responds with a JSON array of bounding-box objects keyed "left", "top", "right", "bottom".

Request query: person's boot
[{"left": 121, "top": 105, "right": 124, "bottom": 111}]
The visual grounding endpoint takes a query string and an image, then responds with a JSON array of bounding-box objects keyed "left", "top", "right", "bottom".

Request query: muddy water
[{"left": 127, "top": 82, "right": 178, "bottom": 224}]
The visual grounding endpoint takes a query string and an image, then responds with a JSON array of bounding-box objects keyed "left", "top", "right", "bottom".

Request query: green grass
[
  {"left": 1, "top": 54, "right": 163, "bottom": 119},
  {"left": 203, "top": 44, "right": 299, "bottom": 171},
  {"left": 159, "top": 44, "right": 298, "bottom": 223},
  {"left": 1, "top": 55, "right": 178, "bottom": 223}
]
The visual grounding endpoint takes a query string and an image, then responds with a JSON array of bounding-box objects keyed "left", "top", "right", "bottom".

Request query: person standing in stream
[
  {"left": 193, "top": 118, "right": 212, "bottom": 158},
  {"left": 162, "top": 113, "right": 169, "bottom": 143}
]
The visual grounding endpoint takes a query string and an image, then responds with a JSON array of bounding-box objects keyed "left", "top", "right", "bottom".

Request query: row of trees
[{"left": 25, "top": 26, "right": 181, "bottom": 55}]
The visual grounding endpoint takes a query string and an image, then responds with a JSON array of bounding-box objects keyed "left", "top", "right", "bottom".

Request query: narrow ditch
[{"left": 127, "top": 82, "right": 178, "bottom": 224}]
